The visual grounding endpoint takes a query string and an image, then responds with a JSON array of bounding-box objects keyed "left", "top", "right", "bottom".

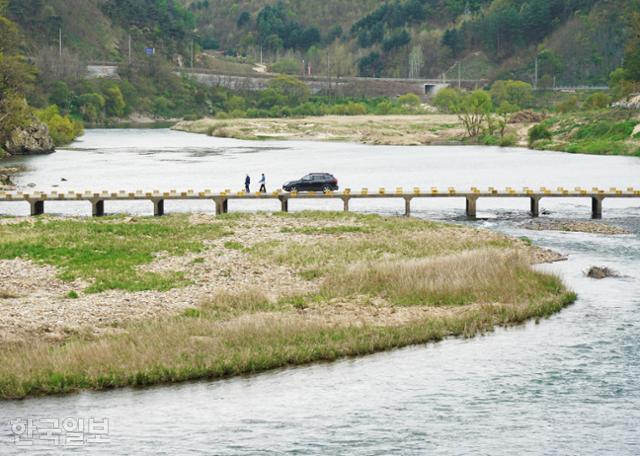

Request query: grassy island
[{"left": 0, "top": 212, "right": 574, "bottom": 399}]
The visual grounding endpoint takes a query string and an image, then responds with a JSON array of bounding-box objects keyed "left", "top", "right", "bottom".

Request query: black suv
[{"left": 283, "top": 173, "right": 339, "bottom": 192}]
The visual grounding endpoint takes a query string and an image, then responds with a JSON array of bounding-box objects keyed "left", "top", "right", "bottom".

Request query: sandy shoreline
[{"left": 173, "top": 114, "right": 534, "bottom": 146}]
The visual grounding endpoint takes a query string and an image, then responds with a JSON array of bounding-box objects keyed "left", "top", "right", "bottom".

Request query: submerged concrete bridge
[{"left": 1, "top": 187, "right": 639, "bottom": 219}]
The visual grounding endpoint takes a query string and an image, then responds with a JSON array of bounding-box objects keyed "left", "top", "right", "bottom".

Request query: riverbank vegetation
[
  {"left": 0, "top": 212, "right": 574, "bottom": 399},
  {"left": 0, "top": 2, "right": 81, "bottom": 157}
]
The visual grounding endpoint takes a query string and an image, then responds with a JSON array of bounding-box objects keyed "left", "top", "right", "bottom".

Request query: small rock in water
[
  {"left": 61, "top": 178, "right": 67, "bottom": 182},
  {"left": 586, "top": 266, "right": 620, "bottom": 279},
  {"left": 27, "top": 183, "right": 36, "bottom": 188}
]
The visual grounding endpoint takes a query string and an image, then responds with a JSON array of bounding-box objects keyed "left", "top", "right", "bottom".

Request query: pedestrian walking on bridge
[
  {"left": 259, "top": 173, "right": 266, "bottom": 193},
  {"left": 244, "top": 174, "right": 250, "bottom": 193}
]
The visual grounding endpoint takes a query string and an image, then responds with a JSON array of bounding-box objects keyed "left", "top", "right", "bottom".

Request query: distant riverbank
[
  {"left": 0, "top": 212, "right": 574, "bottom": 399},
  {"left": 174, "top": 112, "right": 640, "bottom": 156},
  {"left": 173, "top": 114, "right": 531, "bottom": 146}
]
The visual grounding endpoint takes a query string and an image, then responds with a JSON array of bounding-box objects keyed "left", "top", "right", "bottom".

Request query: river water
[{"left": 1, "top": 129, "right": 639, "bottom": 455}]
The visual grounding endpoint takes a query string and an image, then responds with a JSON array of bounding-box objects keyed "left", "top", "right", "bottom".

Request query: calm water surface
[{"left": 0, "top": 129, "right": 639, "bottom": 455}]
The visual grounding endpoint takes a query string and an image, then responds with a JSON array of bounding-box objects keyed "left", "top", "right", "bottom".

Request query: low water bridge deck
[{"left": 1, "top": 187, "right": 639, "bottom": 219}]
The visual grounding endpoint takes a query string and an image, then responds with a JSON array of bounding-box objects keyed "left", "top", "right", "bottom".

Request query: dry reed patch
[
  {"left": 321, "top": 249, "right": 560, "bottom": 307},
  {"left": 0, "top": 283, "right": 575, "bottom": 399}
]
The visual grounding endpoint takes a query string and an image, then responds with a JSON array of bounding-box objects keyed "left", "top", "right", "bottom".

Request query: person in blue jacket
[{"left": 244, "top": 174, "right": 250, "bottom": 192}]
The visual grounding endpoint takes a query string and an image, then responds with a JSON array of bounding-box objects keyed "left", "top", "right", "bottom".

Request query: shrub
[
  {"left": 555, "top": 96, "right": 579, "bottom": 113},
  {"left": 36, "top": 106, "right": 84, "bottom": 146},
  {"left": 104, "top": 86, "right": 126, "bottom": 118},
  {"left": 268, "top": 75, "right": 310, "bottom": 106},
  {"left": 330, "top": 102, "right": 367, "bottom": 115},
  {"left": 432, "top": 88, "right": 463, "bottom": 113},
  {"left": 490, "top": 80, "right": 533, "bottom": 108},
  {"left": 584, "top": 93, "right": 611, "bottom": 110},
  {"left": 397, "top": 93, "right": 421, "bottom": 107},
  {"left": 499, "top": 133, "right": 518, "bottom": 147},
  {"left": 528, "top": 123, "right": 552, "bottom": 146}
]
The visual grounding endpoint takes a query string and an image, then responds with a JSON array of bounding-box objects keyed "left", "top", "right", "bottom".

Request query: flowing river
[{"left": 1, "top": 129, "right": 639, "bottom": 455}]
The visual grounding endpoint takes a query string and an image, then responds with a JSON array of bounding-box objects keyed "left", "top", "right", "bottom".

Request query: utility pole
[
  {"left": 534, "top": 55, "right": 539, "bottom": 89},
  {"left": 58, "top": 27, "right": 62, "bottom": 58},
  {"left": 128, "top": 34, "right": 132, "bottom": 65},
  {"left": 458, "top": 61, "right": 461, "bottom": 89},
  {"left": 327, "top": 52, "right": 331, "bottom": 93},
  {"left": 191, "top": 39, "right": 195, "bottom": 68}
]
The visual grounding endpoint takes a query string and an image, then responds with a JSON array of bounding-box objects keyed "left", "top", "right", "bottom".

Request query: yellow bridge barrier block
[
  {"left": 237, "top": 191, "right": 245, "bottom": 196},
  {"left": 616, "top": 190, "right": 623, "bottom": 195},
  {"left": 129, "top": 192, "right": 136, "bottom": 198},
  {"left": 413, "top": 187, "right": 421, "bottom": 194},
  {"left": 635, "top": 190, "right": 640, "bottom": 195},
  {"left": 431, "top": 187, "right": 438, "bottom": 194},
  {"left": 378, "top": 187, "right": 386, "bottom": 194},
  {"left": 627, "top": 187, "right": 634, "bottom": 192},
  {"left": 395, "top": 187, "right": 403, "bottom": 194},
  {"left": 361, "top": 188, "right": 368, "bottom": 195},
  {"left": 163, "top": 192, "right": 170, "bottom": 197},
  {"left": 609, "top": 187, "right": 618, "bottom": 192}
]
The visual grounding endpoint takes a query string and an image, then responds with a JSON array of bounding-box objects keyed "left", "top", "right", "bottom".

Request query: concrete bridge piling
[{"left": 3, "top": 187, "right": 639, "bottom": 220}]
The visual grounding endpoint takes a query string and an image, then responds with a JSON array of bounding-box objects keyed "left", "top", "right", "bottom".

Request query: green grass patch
[
  {"left": 0, "top": 215, "right": 231, "bottom": 293},
  {"left": 281, "top": 225, "right": 369, "bottom": 235},
  {"left": 223, "top": 241, "right": 245, "bottom": 250}
]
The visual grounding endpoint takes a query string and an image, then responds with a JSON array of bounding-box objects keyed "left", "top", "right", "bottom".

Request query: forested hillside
[
  {"left": 188, "top": 0, "right": 636, "bottom": 85},
  {"left": 5, "top": 0, "right": 637, "bottom": 86}
]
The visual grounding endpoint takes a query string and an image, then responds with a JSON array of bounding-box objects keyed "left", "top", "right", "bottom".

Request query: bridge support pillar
[
  {"left": 465, "top": 196, "right": 478, "bottom": 218},
  {"left": 91, "top": 199, "right": 105, "bottom": 217},
  {"left": 342, "top": 197, "right": 350, "bottom": 212},
  {"left": 152, "top": 198, "right": 164, "bottom": 217},
  {"left": 214, "top": 198, "right": 228, "bottom": 215},
  {"left": 404, "top": 197, "right": 412, "bottom": 217},
  {"left": 591, "top": 196, "right": 604, "bottom": 219},
  {"left": 29, "top": 199, "right": 44, "bottom": 216},
  {"left": 530, "top": 197, "right": 541, "bottom": 218},
  {"left": 279, "top": 196, "right": 289, "bottom": 213}
]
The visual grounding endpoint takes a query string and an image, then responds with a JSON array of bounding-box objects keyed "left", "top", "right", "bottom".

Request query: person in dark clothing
[
  {"left": 244, "top": 174, "right": 250, "bottom": 192},
  {"left": 259, "top": 173, "right": 266, "bottom": 193}
]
